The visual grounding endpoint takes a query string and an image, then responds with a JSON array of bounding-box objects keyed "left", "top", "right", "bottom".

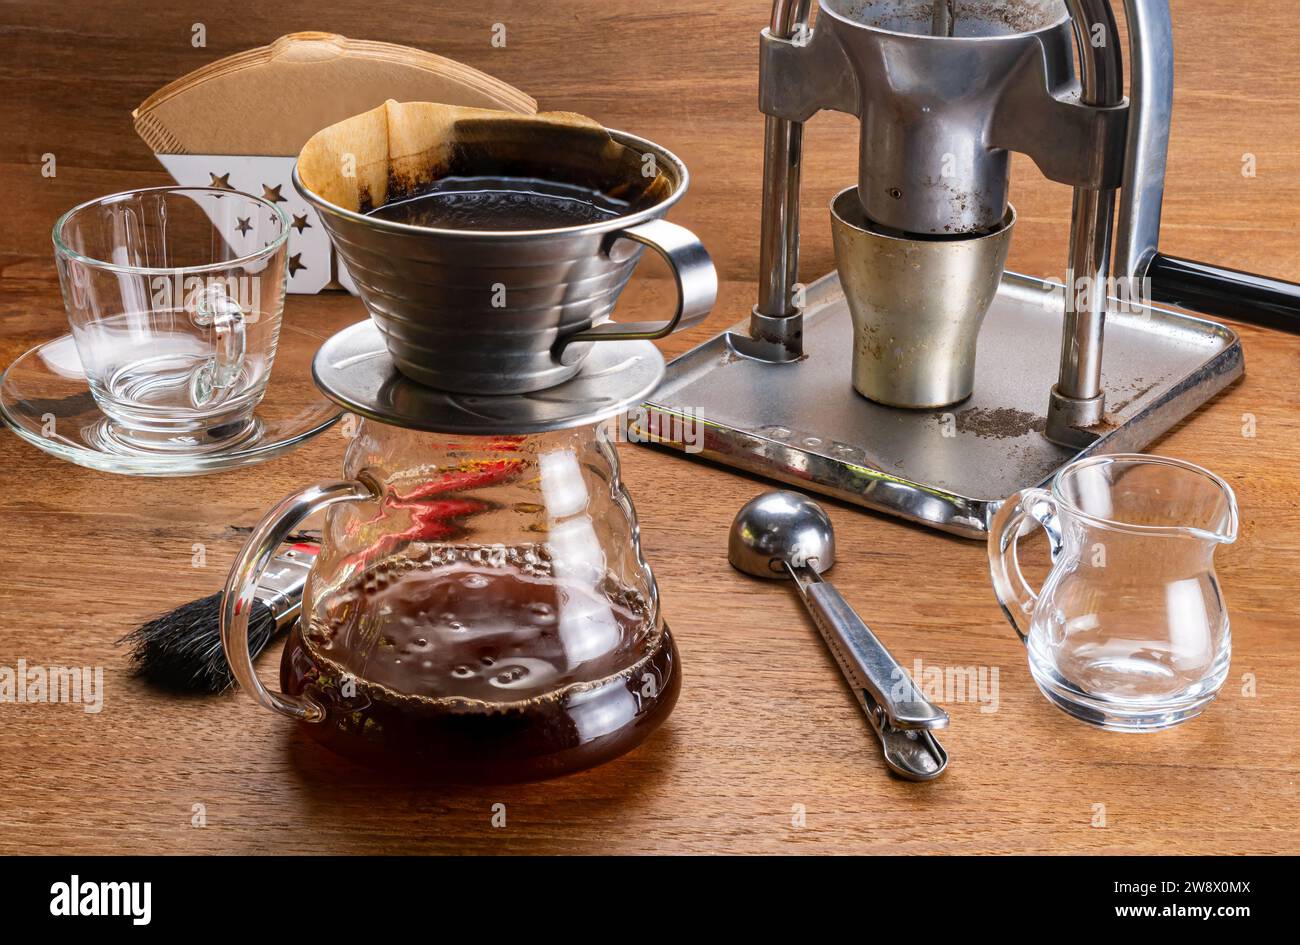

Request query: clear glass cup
[
  {"left": 52, "top": 186, "right": 288, "bottom": 452},
  {"left": 989, "top": 454, "right": 1238, "bottom": 731}
]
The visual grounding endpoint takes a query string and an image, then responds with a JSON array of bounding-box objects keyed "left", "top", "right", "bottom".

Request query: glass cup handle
[
  {"left": 567, "top": 218, "right": 718, "bottom": 343},
  {"left": 220, "top": 479, "right": 378, "bottom": 721},
  {"left": 189, "top": 285, "right": 247, "bottom": 406},
  {"left": 987, "top": 487, "right": 1062, "bottom": 644}
]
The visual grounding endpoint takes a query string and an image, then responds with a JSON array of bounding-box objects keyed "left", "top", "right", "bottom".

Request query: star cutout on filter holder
[
  {"left": 261, "top": 184, "right": 285, "bottom": 203},
  {"left": 209, "top": 172, "right": 234, "bottom": 191},
  {"left": 235, "top": 217, "right": 252, "bottom": 236},
  {"left": 288, "top": 253, "right": 306, "bottom": 277},
  {"left": 290, "top": 213, "right": 312, "bottom": 234}
]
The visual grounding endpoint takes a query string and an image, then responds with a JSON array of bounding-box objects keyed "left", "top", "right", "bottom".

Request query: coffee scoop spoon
[{"left": 728, "top": 490, "right": 949, "bottom": 780}]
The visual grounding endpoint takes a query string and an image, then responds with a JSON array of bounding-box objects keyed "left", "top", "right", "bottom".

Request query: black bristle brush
[{"left": 119, "top": 541, "right": 319, "bottom": 693}]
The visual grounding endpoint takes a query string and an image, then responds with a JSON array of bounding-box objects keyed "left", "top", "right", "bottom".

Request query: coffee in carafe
[{"left": 282, "top": 546, "right": 678, "bottom": 782}]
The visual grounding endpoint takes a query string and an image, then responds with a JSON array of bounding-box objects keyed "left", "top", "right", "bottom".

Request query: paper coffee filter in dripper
[{"left": 296, "top": 99, "right": 673, "bottom": 215}]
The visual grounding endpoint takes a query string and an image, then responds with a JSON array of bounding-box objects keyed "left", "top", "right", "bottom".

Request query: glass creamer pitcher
[
  {"left": 221, "top": 415, "right": 679, "bottom": 782},
  {"left": 989, "top": 454, "right": 1238, "bottom": 731}
]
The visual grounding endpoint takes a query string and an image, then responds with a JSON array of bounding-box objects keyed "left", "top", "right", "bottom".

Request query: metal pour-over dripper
[{"left": 293, "top": 100, "right": 716, "bottom": 396}]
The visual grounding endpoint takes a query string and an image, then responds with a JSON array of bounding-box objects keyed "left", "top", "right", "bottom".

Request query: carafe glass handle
[
  {"left": 220, "top": 478, "right": 377, "bottom": 721},
  {"left": 987, "top": 487, "right": 1062, "bottom": 644}
]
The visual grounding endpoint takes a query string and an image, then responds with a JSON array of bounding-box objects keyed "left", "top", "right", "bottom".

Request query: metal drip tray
[{"left": 635, "top": 271, "right": 1243, "bottom": 538}]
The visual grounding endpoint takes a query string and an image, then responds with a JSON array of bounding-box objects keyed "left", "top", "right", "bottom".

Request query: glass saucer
[{"left": 1, "top": 307, "right": 347, "bottom": 476}]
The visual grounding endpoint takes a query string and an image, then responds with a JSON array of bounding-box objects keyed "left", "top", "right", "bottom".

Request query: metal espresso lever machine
[{"left": 641, "top": 0, "right": 1300, "bottom": 537}]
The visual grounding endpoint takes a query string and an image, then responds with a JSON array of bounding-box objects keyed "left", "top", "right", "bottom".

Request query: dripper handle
[
  {"left": 221, "top": 478, "right": 378, "bottom": 721},
  {"left": 568, "top": 218, "right": 718, "bottom": 343},
  {"left": 987, "top": 487, "right": 1062, "bottom": 645}
]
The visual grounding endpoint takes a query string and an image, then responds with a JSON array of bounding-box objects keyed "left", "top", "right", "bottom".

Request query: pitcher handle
[
  {"left": 987, "top": 487, "right": 1062, "bottom": 644},
  {"left": 220, "top": 478, "right": 378, "bottom": 721},
  {"left": 567, "top": 218, "right": 718, "bottom": 343}
]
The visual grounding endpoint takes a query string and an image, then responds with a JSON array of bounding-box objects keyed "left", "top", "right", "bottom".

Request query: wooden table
[
  {"left": 2, "top": 0, "right": 1298, "bottom": 854},
  {"left": 2, "top": 272, "right": 1297, "bottom": 854}
]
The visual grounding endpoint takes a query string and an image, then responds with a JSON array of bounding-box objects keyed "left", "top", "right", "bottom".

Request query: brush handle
[
  {"left": 221, "top": 479, "right": 377, "bottom": 721},
  {"left": 259, "top": 543, "right": 318, "bottom": 629}
]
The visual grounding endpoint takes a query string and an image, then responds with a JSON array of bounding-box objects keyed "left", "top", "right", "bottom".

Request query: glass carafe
[
  {"left": 221, "top": 417, "right": 679, "bottom": 782},
  {"left": 989, "top": 454, "right": 1238, "bottom": 731}
]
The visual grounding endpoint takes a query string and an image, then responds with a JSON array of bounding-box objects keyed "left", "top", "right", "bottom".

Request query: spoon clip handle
[
  {"left": 857, "top": 687, "right": 950, "bottom": 781},
  {"left": 789, "top": 564, "right": 949, "bottom": 780}
]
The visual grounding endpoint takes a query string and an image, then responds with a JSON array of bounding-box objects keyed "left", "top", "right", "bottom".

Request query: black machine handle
[{"left": 1147, "top": 253, "right": 1300, "bottom": 334}]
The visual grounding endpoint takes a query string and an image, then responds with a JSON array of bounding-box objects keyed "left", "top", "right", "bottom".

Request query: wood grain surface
[{"left": 1, "top": 0, "right": 1297, "bottom": 854}]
